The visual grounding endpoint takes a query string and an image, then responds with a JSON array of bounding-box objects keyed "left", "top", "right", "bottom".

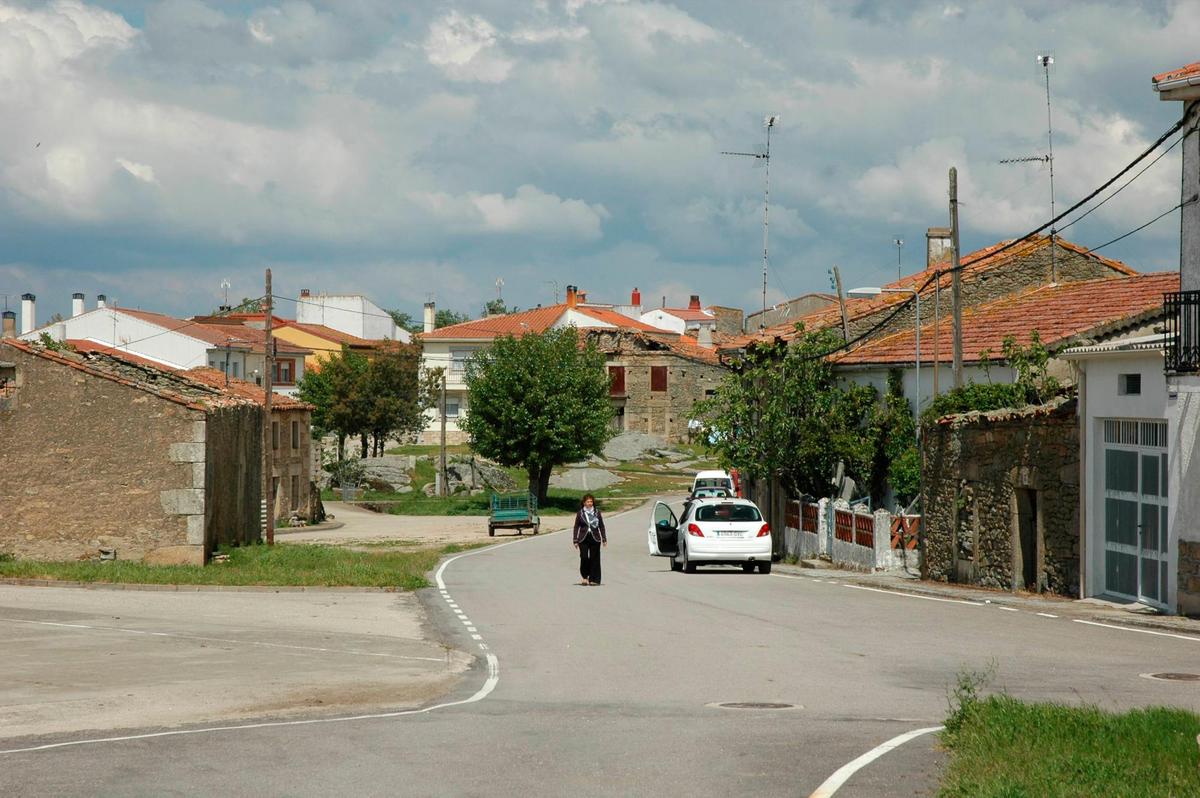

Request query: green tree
[
  {"left": 697, "top": 327, "right": 877, "bottom": 498},
  {"left": 297, "top": 346, "right": 371, "bottom": 459},
  {"left": 363, "top": 343, "right": 439, "bottom": 455},
  {"left": 387, "top": 310, "right": 422, "bottom": 336},
  {"left": 436, "top": 309, "right": 470, "bottom": 328},
  {"left": 868, "top": 370, "right": 919, "bottom": 508},
  {"left": 462, "top": 327, "right": 612, "bottom": 503},
  {"left": 482, "top": 299, "right": 516, "bottom": 316}
]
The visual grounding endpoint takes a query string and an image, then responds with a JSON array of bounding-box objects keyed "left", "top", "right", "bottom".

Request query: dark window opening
[
  {"left": 608, "top": 365, "right": 626, "bottom": 396},
  {"left": 1118, "top": 373, "right": 1141, "bottom": 396},
  {"left": 272, "top": 421, "right": 280, "bottom": 450},
  {"left": 650, "top": 365, "right": 668, "bottom": 392},
  {"left": 291, "top": 420, "right": 299, "bottom": 449}
]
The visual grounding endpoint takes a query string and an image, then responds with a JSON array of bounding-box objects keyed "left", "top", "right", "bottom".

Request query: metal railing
[{"left": 1165, "top": 290, "right": 1200, "bottom": 374}]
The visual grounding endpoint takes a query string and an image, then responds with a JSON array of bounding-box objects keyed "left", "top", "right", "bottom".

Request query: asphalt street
[{"left": 3, "top": 501, "right": 1200, "bottom": 797}]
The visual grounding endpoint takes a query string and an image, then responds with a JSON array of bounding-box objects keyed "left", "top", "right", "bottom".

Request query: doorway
[{"left": 1015, "top": 488, "right": 1039, "bottom": 591}]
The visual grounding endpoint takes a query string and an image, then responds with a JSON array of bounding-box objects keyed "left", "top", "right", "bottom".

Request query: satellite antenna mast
[
  {"left": 722, "top": 114, "right": 779, "bottom": 329},
  {"left": 220, "top": 278, "right": 231, "bottom": 310},
  {"left": 1000, "top": 54, "right": 1057, "bottom": 283},
  {"left": 495, "top": 277, "right": 504, "bottom": 300}
]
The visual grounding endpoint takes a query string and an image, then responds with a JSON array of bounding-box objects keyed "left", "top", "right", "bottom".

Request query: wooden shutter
[{"left": 650, "top": 366, "right": 667, "bottom": 392}]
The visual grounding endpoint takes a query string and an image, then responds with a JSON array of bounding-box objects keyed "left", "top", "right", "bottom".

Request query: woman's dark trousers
[{"left": 579, "top": 538, "right": 602, "bottom": 584}]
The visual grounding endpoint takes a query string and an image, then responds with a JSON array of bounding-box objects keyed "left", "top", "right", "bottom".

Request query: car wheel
[
  {"left": 670, "top": 557, "right": 682, "bottom": 572},
  {"left": 682, "top": 544, "right": 696, "bottom": 574},
  {"left": 758, "top": 561, "right": 772, "bottom": 574},
  {"left": 741, "top": 563, "right": 755, "bottom": 573}
]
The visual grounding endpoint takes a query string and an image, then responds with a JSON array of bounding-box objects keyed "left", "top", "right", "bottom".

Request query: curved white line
[
  {"left": 808, "top": 725, "right": 944, "bottom": 798},
  {"left": 0, "top": 500, "right": 654, "bottom": 757}
]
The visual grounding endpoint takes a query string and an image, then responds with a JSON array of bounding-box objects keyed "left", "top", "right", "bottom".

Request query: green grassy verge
[
  {"left": 939, "top": 694, "right": 1200, "bottom": 797},
  {"left": 0, "top": 543, "right": 485, "bottom": 589}
]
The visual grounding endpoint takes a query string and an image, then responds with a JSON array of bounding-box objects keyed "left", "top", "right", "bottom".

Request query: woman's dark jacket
[{"left": 572, "top": 508, "right": 607, "bottom": 544}]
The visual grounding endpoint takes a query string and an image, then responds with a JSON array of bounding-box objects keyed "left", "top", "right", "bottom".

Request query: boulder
[
  {"left": 602, "top": 431, "right": 666, "bottom": 462},
  {"left": 357, "top": 456, "right": 415, "bottom": 492},
  {"left": 550, "top": 467, "right": 623, "bottom": 491}
]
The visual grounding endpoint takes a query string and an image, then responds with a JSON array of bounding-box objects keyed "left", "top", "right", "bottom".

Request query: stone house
[
  {"left": 183, "top": 367, "right": 315, "bottom": 523},
  {"left": 417, "top": 286, "right": 683, "bottom": 444},
  {"left": 586, "top": 330, "right": 727, "bottom": 442},
  {"left": 922, "top": 396, "right": 1080, "bottom": 596},
  {"left": 0, "top": 339, "right": 262, "bottom": 565}
]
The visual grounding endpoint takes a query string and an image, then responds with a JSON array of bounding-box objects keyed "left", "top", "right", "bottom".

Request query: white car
[
  {"left": 647, "top": 497, "right": 772, "bottom": 574},
  {"left": 691, "top": 470, "right": 735, "bottom": 495}
]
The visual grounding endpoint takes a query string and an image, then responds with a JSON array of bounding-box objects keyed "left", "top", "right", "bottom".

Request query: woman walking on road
[{"left": 573, "top": 494, "right": 607, "bottom": 586}]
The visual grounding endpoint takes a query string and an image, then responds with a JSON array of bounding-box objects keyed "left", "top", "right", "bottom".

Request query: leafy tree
[
  {"left": 388, "top": 310, "right": 422, "bottom": 336},
  {"left": 482, "top": 299, "right": 517, "bottom": 316},
  {"left": 436, "top": 309, "right": 470, "bottom": 328},
  {"left": 697, "top": 327, "right": 877, "bottom": 498},
  {"left": 923, "top": 330, "right": 1063, "bottom": 424},
  {"left": 462, "top": 327, "right": 612, "bottom": 503},
  {"left": 363, "top": 343, "right": 439, "bottom": 455},
  {"left": 868, "top": 369, "right": 919, "bottom": 507},
  {"left": 239, "top": 296, "right": 264, "bottom": 312},
  {"left": 297, "top": 346, "right": 370, "bottom": 459},
  {"left": 296, "top": 362, "right": 334, "bottom": 437}
]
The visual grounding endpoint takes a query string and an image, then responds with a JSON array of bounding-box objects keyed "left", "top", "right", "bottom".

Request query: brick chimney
[
  {"left": 300, "top": 288, "right": 311, "bottom": 298},
  {"left": 688, "top": 294, "right": 701, "bottom": 310},
  {"left": 96, "top": 294, "right": 107, "bottom": 309},
  {"left": 20, "top": 293, "right": 35, "bottom": 335},
  {"left": 423, "top": 301, "right": 436, "bottom": 334},
  {"left": 2, "top": 310, "right": 15, "bottom": 338},
  {"left": 631, "top": 287, "right": 641, "bottom": 306},
  {"left": 926, "top": 227, "right": 952, "bottom": 268},
  {"left": 565, "top": 285, "right": 578, "bottom": 308},
  {"left": 72, "top": 292, "right": 85, "bottom": 317}
]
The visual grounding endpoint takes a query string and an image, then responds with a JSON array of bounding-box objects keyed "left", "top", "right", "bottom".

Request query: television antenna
[
  {"left": 1000, "top": 54, "right": 1058, "bottom": 283},
  {"left": 722, "top": 114, "right": 779, "bottom": 329},
  {"left": 893, "top": 237, "right": 904, "bottom": 280},
  {"left": 220, "top": 278, "right": 231, "bottom": 309},
  {"left": 495, "top": 277, "right": 504, "bottom": 300}
]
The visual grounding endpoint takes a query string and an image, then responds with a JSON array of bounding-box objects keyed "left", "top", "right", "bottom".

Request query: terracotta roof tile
[
  {"left": 420, "top": 304, "right": 659, "bottom": 340},
  {"left": 659, "top": 308, "right": 714, "bottom": 322},
  {"left": 728, "top": 234, "right": 1138, "bottom": 349},
  {"left": 184, "top": 367, "right": 312, "bottom": 410},
  {"left": 1153, "top": 61, "right": 1200, "bottom": 85},
  {"left": 834, "top": 271, "right": 1179, "bottom": 366},
  {"left": 277, "top": 320, "right": 378, "bottom": 347},
  {"left": 112, "top": 308, "right": 310, "bottom": 355}
]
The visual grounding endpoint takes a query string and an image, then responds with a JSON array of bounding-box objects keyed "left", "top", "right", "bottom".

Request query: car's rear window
[
  {"left": 695, "top": 503, "right": 761, "bottom": 522},
  {"left": 694, "top": 477, "right": 732, "bottom": 490}
]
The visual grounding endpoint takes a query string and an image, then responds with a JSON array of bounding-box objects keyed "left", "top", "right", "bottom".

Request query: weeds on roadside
[{"left": 943, "top": 659, "right": 997, "bottom": 736}]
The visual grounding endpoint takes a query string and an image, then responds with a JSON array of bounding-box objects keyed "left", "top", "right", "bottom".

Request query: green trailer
[{"left": 489, "top": 492, "right": 540, "bottom": 537}]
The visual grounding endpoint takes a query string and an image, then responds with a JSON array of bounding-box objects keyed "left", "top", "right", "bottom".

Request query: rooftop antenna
[
  {"left": 723, "top": 114, "right": 779, "bottom": 329},
  {"left": 495, "top": 277, "right": 504, "bottom": 300},
  {"left": 893, "top": 237, "right": 904, "bottom": 280},
  {"left": 220, "top": 278, "right": 231, "bottom": 310},
  {"left": 1000, "top": 53, "right": 1057, "bottom": 283},
  {"left": 545, "top": 280, "right": 560, "bottom": 304}
]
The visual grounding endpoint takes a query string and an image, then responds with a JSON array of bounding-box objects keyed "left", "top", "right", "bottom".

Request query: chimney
[
  {"left": 72, "top": 292, "right": 85, "bottom": 317},
  {"left": 96, "top": 294, "right": 107, "bottom": 309},
  {"left": 20, "top": 293, "right": 35, "bottom": 335},
  {"left": 565, "top": 285, "right": 578, "bottom": 308},
  {"left": 697, "top": 325, "right": 713, "bottom": 348},
  {"left": 926, "top": 227, "right": 952, "bottom": 268},
  {"left": 300, "top": 288, "right": 311, "bottom": 298},
  {"left": 688, "top": 294, "right": 701, "bottom": 311},
  {"left": 631, "top": 287, "right": 641, "bottom": 307},
  {"left": 2, "top": 310, "right": 15, "bottom": 339},
  {"left": 577, "top": 290, "right": 587, "bottom": 304},
  {"left": 423, "top": 301, "right": 436, "bottom": 334}
]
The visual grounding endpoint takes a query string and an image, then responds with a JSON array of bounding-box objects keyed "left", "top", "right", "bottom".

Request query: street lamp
[{"left": 848, "top": 285, "right": 921, "bottom": 444}]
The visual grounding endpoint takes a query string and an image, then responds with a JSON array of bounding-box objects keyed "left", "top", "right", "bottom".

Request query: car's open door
[{"left": 647, "top": 501, "right": 679, "bottom": 557}]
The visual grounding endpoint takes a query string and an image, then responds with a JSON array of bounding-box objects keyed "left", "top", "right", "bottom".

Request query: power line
[
  {"left": 1088, "top": 195, "right": 1198, "bottom": 253},
  {"left": 768, "top": 115, "right": 1188, "bottom": 364},
  {"left": 97, "top": 296, "right": 268, "bottom": 350}
]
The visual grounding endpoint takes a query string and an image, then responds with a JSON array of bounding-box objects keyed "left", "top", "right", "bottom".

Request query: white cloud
[
  {"left": 413, "top": 184, "right": 609, "bottom": 241},
  {"left": 424, "top": 10, "right": 513, "bottom": 83},
  {"left": 116, "top": 157, "right": 156, "bottom": 184}
]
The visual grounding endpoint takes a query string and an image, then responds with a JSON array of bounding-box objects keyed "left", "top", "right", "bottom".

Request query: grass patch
[
  {"left": 0, "top": 544, "right": 470, "bottom": 589},
  {"left": 383, "top": 443, "right": 472, "bottom": 456},
  {"left": 939, "top": 687, "right": 1200, "bottom": 797}
]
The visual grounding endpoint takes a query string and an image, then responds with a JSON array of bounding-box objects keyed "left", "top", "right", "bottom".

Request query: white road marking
[
  {"left": 0, "top": 618, "right": 443, "bottom": 662},
  {"left": 466, "top": 627, "right": 476, "bottom": 633},
  {"left": 808, "top": 725, "right": 944, "bottom": 798},
  {"left": 1073, "top": 619, "right": 1200, "bottom": 643},
  {"left": 997, "top": 606, "right": 1020, "bottom": 613},
  {"left": 470, "top": 634, "right": 482, "bottom": 640},
  {"left": 1036, "top": 612, "right": 1058, "bottom": 618},
  {"left": 837, "top": 583, "right": 985, "bottom": 606}
]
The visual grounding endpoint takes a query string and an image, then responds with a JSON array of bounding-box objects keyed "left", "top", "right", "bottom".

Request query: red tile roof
[
  {"left": 0, "top": 339, "right": 258, "bottom": 412},
  {"left": 277, "top": 320, "right": 378, "bottom": 347},
  {"left": 1152, "top": 62, "right": 1200, "bottom": 85},
  {"left": 731, "top": 234, "right": 1137, "bottom": 349},
  {"left": 660, "top": 308, "right": 714, "bottom": 322},
  {"left": 112, "top": 308, "right": 311, "bottom": 355},
  {"left": 420, "top": 304, "right": 660, "bottom": 340},
  {"left": 184, "top": 368, "right": 312, "bottom": 410},
  {"left": 834, "top": 271, "right": 1179, "bottom": 366}
]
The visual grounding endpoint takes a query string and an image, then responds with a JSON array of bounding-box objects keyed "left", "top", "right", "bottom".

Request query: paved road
[{"left": 4, "top": 502, "right": 1200, "bottom": 797}]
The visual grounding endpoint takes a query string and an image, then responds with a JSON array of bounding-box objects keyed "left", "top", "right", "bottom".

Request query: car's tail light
[
  {"left": 756, "top": 523, "right": 770, "bottom": 537},
  {"left": 687, "top": 523, "right": 704, "bottom": 537}
]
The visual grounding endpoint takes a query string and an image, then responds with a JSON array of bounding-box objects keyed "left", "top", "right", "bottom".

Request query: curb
[
  {"left": 0, "top": 578, "right": 397, "bottom": 593},
  {"left": 273, "top": 520, "right": 346, "bottom": 535}
]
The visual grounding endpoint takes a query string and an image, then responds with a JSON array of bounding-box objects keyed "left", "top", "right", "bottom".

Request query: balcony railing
[{"left": 1165, "top": 290, "right": 1200, "bottom": 374}]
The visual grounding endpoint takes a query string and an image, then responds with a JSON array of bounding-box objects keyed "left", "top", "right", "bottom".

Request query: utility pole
[
  {"left": 831, "top": 266, "right": 851, "bottom": 343},
  {"left": 1040, "top": 54, "right": 1058, "bottom": 285},
  {"left": 263, "top": 269, "right": 275, "bottom": 546},
  {"left": 439, "top": 371, "right": 448, "bottom": 498},
  {"left": 949, "top": 168, "right": 963, "bottom": 389},
  {"left": 932, "top": 272, "right": 941, "bottom": 398}
]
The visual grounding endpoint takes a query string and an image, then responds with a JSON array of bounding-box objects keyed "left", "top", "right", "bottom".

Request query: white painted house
[{"left": 295, "top": 290, "right": 411, "bottom": 344}]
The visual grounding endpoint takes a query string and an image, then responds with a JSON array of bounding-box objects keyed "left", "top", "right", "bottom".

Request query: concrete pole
[
  {"left": 949, "top": 168, "right": 963, "bottom": 389},
  {"left": 264, "top": 270, "right": 275, "bottom": 546},
  {"left": 439, "top": 371, "right": 448, "bottom": 498}
]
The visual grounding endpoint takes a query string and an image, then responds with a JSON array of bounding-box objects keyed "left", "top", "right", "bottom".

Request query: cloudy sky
[{"left": 1, "top": 1, "right": 1196, "bottom": 324}]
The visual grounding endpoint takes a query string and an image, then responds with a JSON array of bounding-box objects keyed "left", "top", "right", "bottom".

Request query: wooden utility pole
[
  {"left": 949, "top": 168, "right": 963, "bottom": 389},
  {"left": 932, "top": 273, "right": 941, "bottom": 398},
  {"left": 438, "top": 371, "right": 448, "bottom": 498},
  {"left": 831, "top": 265, "right": 851, "bottom": 343},
  {"left": 263, "top": 269, "right": 275, "bottom": 546}
]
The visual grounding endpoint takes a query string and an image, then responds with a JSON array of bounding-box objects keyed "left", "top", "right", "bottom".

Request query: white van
[{"left": 691, "top": 470, "right": 735, "bottom": 495}]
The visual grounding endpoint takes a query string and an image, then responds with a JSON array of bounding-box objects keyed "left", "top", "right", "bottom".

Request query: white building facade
[{"left": 295, "top": 290, "right": 411, "bottom": 344}]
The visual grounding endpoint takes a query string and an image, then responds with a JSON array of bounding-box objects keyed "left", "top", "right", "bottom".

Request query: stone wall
[
  {"left": 601, "top": 350, "right": 726, "bottom": 442},
  {"left": 921, "top": 396, "right": 1080, "bottom": 596},
  {"left": 0, "top": 346, "right": 202, "bottom": 563},
  {"left": 268, "top": 407, "right": 313, "bottom": 521},
  {"left": 206, "top": 406, "right": 262, "bottom": 553}
]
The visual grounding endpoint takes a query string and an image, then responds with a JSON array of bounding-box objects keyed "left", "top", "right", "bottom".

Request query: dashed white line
[
  {"left": 808, "top": 725, "right": 944, "bottom": 797},
  {"left": 836, "top": 583, "right": 985, "bottom": 606},
  {"left": 1036, "top": 612, "right": 1058, "bottom": 618},
  {"left": 997, "top": 606, "right": 1020, "bottom": 613},
  {"left": 1073, "top": 619, "right": 1200, "bottom": 643},
  {"left": 470, "top": 634, "right": 482, "bottom": 640}
]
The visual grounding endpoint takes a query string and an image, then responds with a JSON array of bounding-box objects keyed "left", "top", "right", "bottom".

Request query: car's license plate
[{"left": 717, "top": 530, "right": 742, "bottom": 537}]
